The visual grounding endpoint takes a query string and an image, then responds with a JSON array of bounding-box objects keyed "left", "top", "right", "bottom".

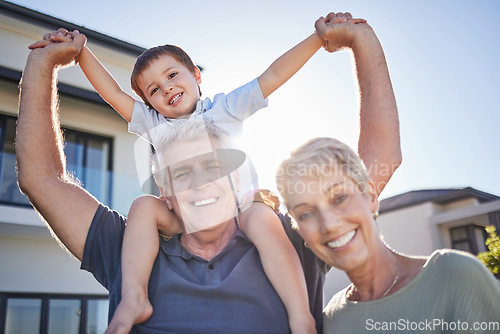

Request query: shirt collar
[
  {"left": 162, "top": 97, "right": 212, "bottom": 124},
  {"left": 160, "top": 226, "right": 248, "bottom": 261}
]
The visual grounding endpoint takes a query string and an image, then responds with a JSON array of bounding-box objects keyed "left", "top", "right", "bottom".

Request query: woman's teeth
[{"left": 327, "top": 230, "right": 355, "bottom": 248}]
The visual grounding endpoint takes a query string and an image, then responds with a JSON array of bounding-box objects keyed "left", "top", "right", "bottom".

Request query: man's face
[{"left": 159, "top": 137, "right": 241, "bottom": 234}]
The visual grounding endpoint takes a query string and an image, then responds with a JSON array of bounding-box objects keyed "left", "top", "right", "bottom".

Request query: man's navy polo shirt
[{"left": 81, "top": 204, "right": 327, "bottom": 333}]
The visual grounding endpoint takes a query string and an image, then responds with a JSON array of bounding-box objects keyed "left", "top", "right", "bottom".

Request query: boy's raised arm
[
  {"left": 78, "top": 45, "right": 135, "bottom": 122},
  {"left": 257, "top": 32, "right": 323, "bottom": 100},
  {"left": 257, "top": 16, "right": 367, "bottom": 100},
  {"left": 32, "top": 29, "right": 135, "bottom": 122}
]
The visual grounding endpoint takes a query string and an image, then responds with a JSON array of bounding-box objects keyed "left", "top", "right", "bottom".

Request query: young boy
[{"left": 36, "top": 15, "right": 363, "bottom": 333}]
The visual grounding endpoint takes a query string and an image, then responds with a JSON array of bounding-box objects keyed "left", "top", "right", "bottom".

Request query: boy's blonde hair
[
  {"left": 276, "top": 137, "right": 370, "bottom": 208},
  {"left": 131, "top": 44, "right": 200, "bottom": 109}
]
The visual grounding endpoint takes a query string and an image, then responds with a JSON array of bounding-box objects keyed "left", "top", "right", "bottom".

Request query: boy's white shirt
[
  {"left": 129, "top": 78, "right": 267, "bottom": 147},
  {"left": 130, "top": 77, "right": 267, "bottom": 200}
]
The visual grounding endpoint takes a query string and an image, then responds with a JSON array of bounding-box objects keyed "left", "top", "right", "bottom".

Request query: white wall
[
  {"left": 0, "top": 12, "right": 149, "bottom": 296},
  {"left": 377, "top": 203, "right": 438, "bottom": 256},
  {"left": 0, "top": 233, "right": 106, "bottom": 294}
]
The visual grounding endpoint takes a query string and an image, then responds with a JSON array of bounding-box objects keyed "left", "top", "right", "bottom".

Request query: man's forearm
[
  {"left": 352, "top": 25, "right": 402, "bottom": 194},
  {"left": 17, "top": 35, "right": 99, "bottom": 260},
  {"left": 17, "top": 53, "right": 66, "bottom": 194}
]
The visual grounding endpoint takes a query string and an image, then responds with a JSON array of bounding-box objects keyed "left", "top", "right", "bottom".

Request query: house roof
[
  {"left": 0, "top": 0, "right": 203, "bottom": 105},
  {"left": 0, "top": 0, "right": 146, "bottom": 56},
  {"left": 379, "top": 187, "right": 500, "bottom": 213},
  {"left": 0, "top": 0, "right": 148, "bottom": 106}
]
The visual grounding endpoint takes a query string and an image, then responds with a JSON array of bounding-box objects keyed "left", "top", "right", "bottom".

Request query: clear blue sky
[{"left": 10, "top": 0, "right": 500, "bottom": 199}]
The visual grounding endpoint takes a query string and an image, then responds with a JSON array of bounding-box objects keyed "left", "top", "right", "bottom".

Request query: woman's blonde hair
[{"left": 276, "top": 137, "right": 370, "bottom": 208}]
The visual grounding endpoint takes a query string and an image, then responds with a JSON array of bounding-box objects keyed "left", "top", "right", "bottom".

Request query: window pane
[
  {"left": 85, "top": 138, "right": 111, "bottom": 204},
  {"left": 65, "top": 132, "right": 85, "bottom": 181},
  {"left": 0, "top": 117, "right": 30, "bottom": 205},
  {"left": 474, "top": 227, "right": 487, "bottom": 253},
  {"left": 48, "top": 299, "right": 81, "bottom": 334},
  {"left": 0, "top": 114, "right": 112, "bottom": 207},
  {"left": 452, "top": 240, "right": 471, "bottom": 253},
  {"left": 87, "top": 299, "right": 109, "bottom": 334},
  {"left": 5, "top": 298, "right": 42, "bottom": 334},
  {"left": 63, "top": 129, "right": 112, "bottom": 206},
  {"left": 450, "top": 226, "right": 467, "bottom": 241}
]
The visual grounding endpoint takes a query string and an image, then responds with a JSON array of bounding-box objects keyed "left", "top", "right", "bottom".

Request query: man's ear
[
  {"left": 159, "top": 186, "right": 173, "bottom": 210},
  {"left": 231, "top": 169, "right": 241, "bottom": 193},
  {"left": 165, "top": 198, "right": 173, "bottom": 210}
]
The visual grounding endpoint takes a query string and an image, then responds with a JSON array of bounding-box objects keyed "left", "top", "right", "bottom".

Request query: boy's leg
[
  {"left": 239, "top": 201, "right": 317, "bottom": 334},
  {"left": 106, "top": 195, "right": 180, "bottom": 334}
]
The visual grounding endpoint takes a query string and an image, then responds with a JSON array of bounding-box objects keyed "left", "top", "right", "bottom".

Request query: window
[
  {"left": 0, "top": 116, "right": 29, "bottom": 205},
  {"left": 0, "top": 114, "right": 113, "bottom": 207},
  {"left": 48, "top": 299, "right": 81, "bottom": 334},
  {"left": 4, "top": 298, "right": 42, "bottom": 334},
  {"left": 0, "top": 293, "right": 108, "bottom": 334},
  {"left": 450, "top": 224, "right": 487, "bottom": 255},
  {"left": 64, "top": 128, "right": 113, "bottom": 207}
]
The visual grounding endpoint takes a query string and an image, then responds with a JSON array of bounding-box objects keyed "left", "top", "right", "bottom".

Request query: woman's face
[{"left": 286, "top": 171, "right": 379, "bottom": 272}]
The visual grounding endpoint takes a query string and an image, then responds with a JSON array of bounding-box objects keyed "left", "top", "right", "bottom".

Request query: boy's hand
[
  {"left": 27, "top": 28, "right": 86, "bottom": 68},
  {"left": 28, "top": 28, "right": 79, "bottom": 49},
  {"left": 315, "top": 12, "right": 368, "bottom": 53}
]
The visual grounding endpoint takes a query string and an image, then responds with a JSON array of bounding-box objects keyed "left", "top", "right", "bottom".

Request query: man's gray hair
[{"left": 151, "top": 118, "right": 232, "bottom": 188}]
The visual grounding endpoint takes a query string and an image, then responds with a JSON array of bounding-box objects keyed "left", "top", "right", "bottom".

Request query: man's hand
[
  {"left": 27, "top": 28, "right": 86, "bottom": 68},
  {"left": 315, "top": 12, "right": 368, "bottom": 53}
]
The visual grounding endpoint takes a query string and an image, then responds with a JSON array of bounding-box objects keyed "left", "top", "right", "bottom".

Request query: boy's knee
[{"left": 129, "top": 195, "right": 166, "bottom": 218}]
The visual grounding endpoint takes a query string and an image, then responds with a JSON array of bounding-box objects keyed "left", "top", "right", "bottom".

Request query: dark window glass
[
  {"left": 48, "top": 299, "right": 81, "bottom": 334},
  {"left": 5, "top": 298, "right": 42, "bottom": 334},
  {"left": 0, "top": 114, "right": 113, "bottom": 207},
  {"left": 450, "top": 224, "right": 487, "bottom": 255},
  {"left": 0, "top": 116, "right": 30, "bottom": 205},
  {"left": 1, "top": 294, "right": 108, "bottom": 334}
]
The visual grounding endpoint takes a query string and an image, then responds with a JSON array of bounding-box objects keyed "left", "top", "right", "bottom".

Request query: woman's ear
[{"left": 367, "top": 181, "right": 380, "bottom": 215}]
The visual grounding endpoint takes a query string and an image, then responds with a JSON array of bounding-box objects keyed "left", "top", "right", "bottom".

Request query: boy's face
[{"left": 138, "top": 55, "right": 202, "bottom": 118}]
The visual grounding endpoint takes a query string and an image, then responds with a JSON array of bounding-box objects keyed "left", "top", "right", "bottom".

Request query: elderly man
[{"left": 16, "top": 12, "right": 400, "bottom": 333}]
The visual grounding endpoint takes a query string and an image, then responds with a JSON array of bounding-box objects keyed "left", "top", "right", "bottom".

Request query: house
[
  {"left": 323, "top": 187, "right": 500, "bottom": 300},
  {"left": 1, "top": 1, "right": 499, "bottom": 332},
  {"left": 0, "top": 1, "right": 151, "bottom": 332}
]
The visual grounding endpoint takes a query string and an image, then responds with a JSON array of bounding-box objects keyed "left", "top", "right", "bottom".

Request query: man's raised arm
[
  {"left": 316, "top": 13, "right": 402, "bottom": 195},
  {"left": 17, "top": 32, "right": 100, "bottom": 260}
]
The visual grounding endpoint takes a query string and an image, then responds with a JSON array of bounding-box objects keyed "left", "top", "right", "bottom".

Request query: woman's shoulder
[
  {"left": 423, "top": 248, "right": 494, "bottom": 282},
  {"left": 427, "top": 248, "right": 482, "bottom": 267},
  {"left": 323, "top": 287, "right": 350, "bottom": 316}
]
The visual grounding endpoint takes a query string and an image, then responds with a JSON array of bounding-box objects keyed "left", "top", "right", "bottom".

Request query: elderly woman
[{"left": 276, "top": 137, "right": 500, "bottom": 333}]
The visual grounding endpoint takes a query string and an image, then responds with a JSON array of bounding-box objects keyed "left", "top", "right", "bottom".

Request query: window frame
[
  {"left": 0, "top": 292, "right": 108, "bottom": 334},
  {"left": 63, "top": 126, "right": 114, "bottom": 207},
  {"left": 0, "top": 113, "right": 114, "bottom": 208},
  {"left": 449, "top": 224, "right": 487, "bottom": 255}
]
